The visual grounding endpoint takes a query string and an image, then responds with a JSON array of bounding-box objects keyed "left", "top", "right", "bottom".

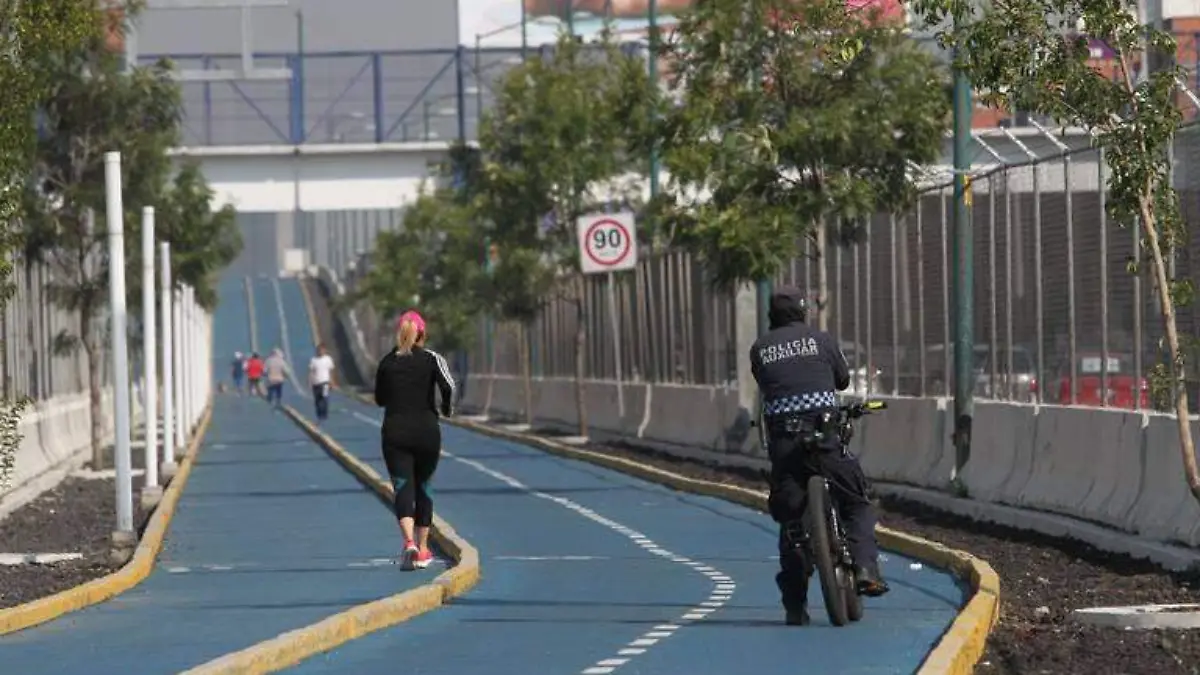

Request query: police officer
[{"left": 749, "top": 285, "right": 889, "bottom": 626}]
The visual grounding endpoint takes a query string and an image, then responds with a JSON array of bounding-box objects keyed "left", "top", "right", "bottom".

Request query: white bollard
[
  {"left": 185, "top": 286, "right": 196, "bottom": 432},
  {"left": 104, "top": 152, "right": 135, "bottom": 555},
  {"left": 160, "top": 242, "right": 176, "bottom": 479},
  {"left": 140, "top": 206, "right": 160, "bottom": 506},
  {"left": 203, "top": 309, "right": 211, "bottom": 405},
  {"left": 173, "top": 287, "right": 185, "bottom": 451},
  {"left": 180, "top": 286, "right": 191, "bottom": 438},
  {"left": 187, "top": 286, "right": 197, "bottom": 431}
]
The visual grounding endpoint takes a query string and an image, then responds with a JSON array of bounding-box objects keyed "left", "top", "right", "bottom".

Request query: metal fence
[
  {"left": 505, "top": 250, "right": 740, "bottom": 386},
  {"left": 462, "top": 122, "right": 1200, "bottom": 412},
  {"left": 0, "top": 256, "right": 96, "bottom": 403}
]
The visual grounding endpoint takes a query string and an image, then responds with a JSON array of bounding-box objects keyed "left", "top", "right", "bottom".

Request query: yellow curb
[
  {"left": 432, "top": 410, "right": 998, "bottom": 675},
  {"left": 0, "top": 398, "right": 216, "bottom": 636},
  {"left": 180, "top": 405, "right": 481, "bottom": 675}
]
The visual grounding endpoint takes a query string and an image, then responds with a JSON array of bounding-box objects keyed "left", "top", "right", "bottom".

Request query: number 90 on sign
[
  {"left": 577, "top": 212, "right": 639, "bottom": 275},
  {"left": 592, "top": 227, "right": 623, "bottom": 252}
]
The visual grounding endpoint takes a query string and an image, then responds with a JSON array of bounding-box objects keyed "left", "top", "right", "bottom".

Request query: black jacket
[
  {"left": 750, "top": 287, "right": 850, "bottom": 417},
  {"left": 374, "top": 346, "right": 456, "bottom": 430}
]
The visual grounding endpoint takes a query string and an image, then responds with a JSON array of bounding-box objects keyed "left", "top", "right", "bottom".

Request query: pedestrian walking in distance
[
  {"left": 231, "top": 351, "right": 246, "bottom": 394},
  {"left": 309, "top": 343, "right": 335, "bottom": 422},
  {"left": 264, "top": 348, "right": 290, "bottom": 409},
  {"left": 374, "top": 310, "right": 455, "bottom": 571},
  {"left": 245, "top": 352, "right": 265, "bottom": 397}
]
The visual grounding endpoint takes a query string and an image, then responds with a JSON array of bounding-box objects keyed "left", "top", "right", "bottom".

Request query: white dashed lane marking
[{"left": 349, "top": 409, "right": 737, "bottom": 675}]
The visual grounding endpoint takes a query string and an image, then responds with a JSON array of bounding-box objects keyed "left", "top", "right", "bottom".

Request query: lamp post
[{"left": 951, "top": 16, "right": 974, "bottom": 482}]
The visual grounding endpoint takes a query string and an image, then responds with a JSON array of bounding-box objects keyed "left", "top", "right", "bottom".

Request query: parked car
[
  {"left": 1053, "top": 351, "right": 1149, "bottom": 409},
  {"left": 838, "top": 340, "right": 883, "bottom": 396},
  {"left": 974, "top": 345, "right": 1039, "bottom": 402},
  {"left": 907, "top": 342, "right": 988, "bottom": 397}
]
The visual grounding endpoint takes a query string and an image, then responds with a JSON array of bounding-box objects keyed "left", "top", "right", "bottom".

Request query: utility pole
[
  {"left": 521, "top": 0, "right": 528, "bottom": 59},
  {"left": 951, "top": 27, "right": 974, "bottom": 483},
  {"left": 648, "top": 0, "right": 660, "bottom": 209}
]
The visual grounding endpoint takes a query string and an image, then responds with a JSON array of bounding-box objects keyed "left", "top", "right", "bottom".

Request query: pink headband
[{"left": 397, "top": 310, "right": 426, "bottom": 334}]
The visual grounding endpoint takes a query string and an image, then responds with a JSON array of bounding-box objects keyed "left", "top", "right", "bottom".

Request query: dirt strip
[{"left": 0, "top": 451, "right": 149, "bottom": 610}]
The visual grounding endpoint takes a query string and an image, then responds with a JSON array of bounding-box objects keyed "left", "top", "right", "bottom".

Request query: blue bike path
[
  {"left": 286, "top": 392, "right": 965, "bottom": 675},
  {"left": 0, "top": 279, "right": 440, "bottom": 674},
  {"left": 251, "top": 277, "right": 285, "bottom": 363}
]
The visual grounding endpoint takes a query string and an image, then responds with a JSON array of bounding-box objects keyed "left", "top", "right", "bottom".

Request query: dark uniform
[{"left": 749, "top": 286, "right": 888, "bottom": 626}]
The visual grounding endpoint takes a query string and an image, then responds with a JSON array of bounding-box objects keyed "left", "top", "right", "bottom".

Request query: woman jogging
[{"left": 374, "top": 310, "right": 455, "bottom": 570}]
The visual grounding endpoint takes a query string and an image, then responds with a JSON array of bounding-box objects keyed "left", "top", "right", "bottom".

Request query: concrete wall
[
  {"left": 0, "top": 388, "right": 137, "bottom": 518},
  {"left": 461, "top": 372, "right": 1200, "bottom": 549}
]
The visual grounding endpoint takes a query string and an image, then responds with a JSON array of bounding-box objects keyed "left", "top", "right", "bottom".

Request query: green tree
[
  {"left": 473, "top": 237, "right": 557, "bottom": 425},
  {"left": 24, "top": 22, "right": 183, "bottom": 468},
  {"left": 352, "top": 185, "right": 484, "bottom": 358},
  {"left": 0, "top": 0, "right": 98, "bottom": 487},
  {"left": 911, "top": 0, "right": 1200, "bottom": 501},
  {"left": 477, "top": 28, "right": 655, "bottom": 435},
  {"left": 652, "top": 0, "right": 949, "bottom": 329},
  {"left": 156, "top": 162, "right": 242, "bottom": 311}
]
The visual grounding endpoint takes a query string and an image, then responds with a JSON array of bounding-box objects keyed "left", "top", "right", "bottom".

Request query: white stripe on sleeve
[{"left": 427, "top": 348, "right": 457, "bottom": 395}]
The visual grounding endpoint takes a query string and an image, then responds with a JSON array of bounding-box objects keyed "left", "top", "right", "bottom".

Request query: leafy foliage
[
  {"left": 910, "top": 0, "right": 1200, "bottom": 498},
  {"left": 477, "top": 28, "right": 657, "bottom": 272},
  {"left": 653, "top": 0, "right": 951, "bottom": 287},
  {"left": 23, "top": 48, "right": 182, "bottom": 324},
  {"left": 472, "top": 27, "right": 657, "bottom": 432},
  {"left": 353, "top": 185, "right": 484, "bottom": 353},
  {"left": 0, "top": 0, "right": 99, "bottom": 487},
  {"left": 155, "top": 162, "right": 242, "bottom": 310}
]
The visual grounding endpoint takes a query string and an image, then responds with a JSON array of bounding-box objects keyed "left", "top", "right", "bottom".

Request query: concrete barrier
[
  {"left": 855, "top": 397, "right": 951, "bottom": 487},
  {"left": 960, "top": 403, "right": 1028, "bottom": 503},
  {"left": 464, "top": 374, "right": 757, "bottom": 457},
  {"left": 1, "top": 389, "right": 123, "bottom": 518},
  {"left": 1130, "top": 415, "right": 1200, "bottom": 547}
]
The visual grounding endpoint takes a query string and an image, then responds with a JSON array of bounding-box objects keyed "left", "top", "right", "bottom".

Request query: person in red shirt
[{"left": 245, "top": 352, "right": 265, "bottom": 397}]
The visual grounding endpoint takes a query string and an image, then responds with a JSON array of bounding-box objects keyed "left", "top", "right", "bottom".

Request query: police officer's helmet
[{"left": 768, "top": 285, "right": 809, "bottom": 328}]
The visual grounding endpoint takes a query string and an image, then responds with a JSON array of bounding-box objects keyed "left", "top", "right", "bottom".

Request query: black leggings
[{"left": 383, "top": 442, "right": 440, "bottom": 527}]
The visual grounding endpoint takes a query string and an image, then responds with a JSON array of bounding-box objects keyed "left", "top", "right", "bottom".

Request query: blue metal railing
[{"left": 142, "top": 47, "right": 525, "bottom": 147}]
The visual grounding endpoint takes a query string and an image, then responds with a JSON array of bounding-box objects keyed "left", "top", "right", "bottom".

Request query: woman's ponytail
[{"left": 396, "top": 318, "right": 419, "bottom": 355}]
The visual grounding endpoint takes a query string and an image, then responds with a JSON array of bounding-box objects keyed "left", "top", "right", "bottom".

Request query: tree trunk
[
  {"left": 82, "top": 313, "right": 104, "bottom": 469},
  {"left": 520, "top": 321, "right": 534, "bottom": 426},
  {"left": 1140, "top": 198, "right": 1200, "bottom": 504},
  {"left": 482, "top": 319, "right": 498, "bottom": 418},
  {"left": 573, "top": 274, "right": 588, "bottom": 437},
  {"left": 816, "top": 218, "right": 829, "bottom": 332}
]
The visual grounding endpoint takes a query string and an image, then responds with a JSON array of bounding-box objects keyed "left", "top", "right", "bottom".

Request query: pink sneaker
[
  {"left": 413, "top": 549, "right": 435, "bottom": 570},
  {"left": 399, "top": 540, "right": 419, "bottom": 570}
]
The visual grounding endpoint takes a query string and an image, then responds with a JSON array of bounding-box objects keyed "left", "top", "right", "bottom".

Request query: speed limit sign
[{"left": 577, "top": 211, "right": 638, "bottom": 275}]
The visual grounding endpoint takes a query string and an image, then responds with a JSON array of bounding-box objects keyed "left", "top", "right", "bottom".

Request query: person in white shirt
[{"left": 308, "top": 343, "right": 336, "bottom": 421}]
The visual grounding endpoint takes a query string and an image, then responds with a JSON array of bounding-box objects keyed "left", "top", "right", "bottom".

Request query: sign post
[{"left": 577, "top": 211, "right": 639, "bottom": 418}]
